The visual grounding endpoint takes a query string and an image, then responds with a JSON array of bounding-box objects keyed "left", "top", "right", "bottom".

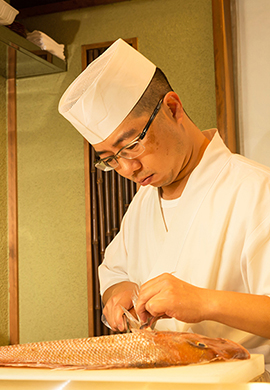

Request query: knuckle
[{"left": 146, "top": 302, "right": 156, "bottom": 316}]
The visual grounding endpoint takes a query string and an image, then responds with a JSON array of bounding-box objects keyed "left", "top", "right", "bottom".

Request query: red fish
[{"left": 0, "top": 330, "right": 250, "bottom": 370}]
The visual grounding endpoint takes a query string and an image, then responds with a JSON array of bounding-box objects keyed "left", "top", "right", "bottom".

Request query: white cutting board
[{"left": 0, "top": 355, "right": 264, "bottom": 383}]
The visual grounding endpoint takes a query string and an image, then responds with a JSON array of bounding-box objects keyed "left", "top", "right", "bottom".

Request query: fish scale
[{"left": 0, "top": 330, "right": 250, "bottom": 370}]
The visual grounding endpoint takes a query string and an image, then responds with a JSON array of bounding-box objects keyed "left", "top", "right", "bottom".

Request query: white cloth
[
  {"left": 26, "top": 30, "right": 65, "bottom": 61},
  {"left": 99, "top": 129, "right": 270, "bottom": 369},
  {"left": 160, "top": 196, "right": 181, "bottom": 228},
  {"left": 58, "top": 39, "right": 155, "bottom": 144}
]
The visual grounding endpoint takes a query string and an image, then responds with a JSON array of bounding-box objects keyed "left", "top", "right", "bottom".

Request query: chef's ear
[{"left": 163, "top": 92, "right": 184, "bottom": 123}]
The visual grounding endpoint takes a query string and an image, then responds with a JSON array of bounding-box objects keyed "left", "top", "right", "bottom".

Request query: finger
[
  {"left": 103, "top": 304, "right": 126, "bottom": 332},
  {"left": 139, "top": 275, "right": 164, "bottom": 294},
  {"left": 138, "top": 273, "right": 174, "bottom": 304},
  {"left": 136, "top": 281, "right": 165, "bottom": 319},
  {"left": 137, "top": 309, "right": 153, "bottom": 324},
  {"left": 144, "top": 294, "right": 171, "bottom": 318},
  {"left": 114, "top": 306, "right": 128, "bottom": 332},
  {"left": 139, "top": 273, "right": 174, "bottom": 293},
  {"left": 136, "top": 300, "right": 153, "bottom": 322}
]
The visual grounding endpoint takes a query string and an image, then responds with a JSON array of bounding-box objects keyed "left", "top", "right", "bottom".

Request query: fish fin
[{"left": 121, "top": 306, "right": 141, "bottom": 330}]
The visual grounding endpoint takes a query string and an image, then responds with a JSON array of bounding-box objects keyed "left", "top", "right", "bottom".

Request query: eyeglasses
[{"left": 94, "top": 97, "right": 164, "bottom": 171}]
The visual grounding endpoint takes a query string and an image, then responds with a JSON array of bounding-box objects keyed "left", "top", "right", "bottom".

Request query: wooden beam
[
  {"left": 17, "top": 0, "right": 130, "bottom": 18},
  {"left": 212, "top": 0, "right": 238, "bottom": 152},
  {"left": 7, "top": 46, "right": 19, "bottom": 345}
]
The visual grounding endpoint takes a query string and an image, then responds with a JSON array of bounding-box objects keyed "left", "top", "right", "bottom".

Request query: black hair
[
  {"left": 131, "top": 67, "right": 173, "bottom": 116},
  {"left": 131, "top": 67, "right": 196, "bottom": 125}
]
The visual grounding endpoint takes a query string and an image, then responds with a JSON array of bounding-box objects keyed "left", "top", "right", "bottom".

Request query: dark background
[{"left": 10, "top": 0, "right": 128, "bottom": 17}]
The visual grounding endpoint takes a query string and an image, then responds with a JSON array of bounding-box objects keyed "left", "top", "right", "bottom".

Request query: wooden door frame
[
  {"left": 8, "top": 46, "right": 19, "bottom": 345},
  {"left": 212, "top": 0, "right": 238, "bottom": 152}
]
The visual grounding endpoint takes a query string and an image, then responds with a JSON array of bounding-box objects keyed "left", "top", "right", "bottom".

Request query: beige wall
[
  {"left": 236, "top": 0, "right": 270, "bottom": 167},
  {"left": 7, "top": 0, "right": 216, "bottom": 343},
  {"left": 0, "top": 74, "right": 9, "bottom": 346}
]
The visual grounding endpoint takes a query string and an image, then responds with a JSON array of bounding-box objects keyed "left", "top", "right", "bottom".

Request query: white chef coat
[{"left": 99, "top": 129, "right": 270, "bottom": 369}]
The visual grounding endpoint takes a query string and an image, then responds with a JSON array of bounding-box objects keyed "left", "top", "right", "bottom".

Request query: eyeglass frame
[{"left": 94, "top": 96, "right": 164, "bottom": 171}]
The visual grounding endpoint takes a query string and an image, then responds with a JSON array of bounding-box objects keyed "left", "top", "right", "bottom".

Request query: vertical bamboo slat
[
  {"left": 117, "top": 174, "right": 124, "bottom": 223},
  {"left": 130, "top": 180, "right": 136, "bottom": 200},
  {"left": 96, "top": 171, "right": 105, "bottom": 256},
  {"left": 124, "top": 178, "right": 129, "bottom": 212},
  {"left": 111, "top": 170, "right": 118, "bottom": 239},
  {"left": 96, "top": 168, "right": 106, "bottom": 335},
  {"left": 8, "top": 46, "right": 19, "bottom": 345},
  {"left": 104, "top": 173, "right": 112, "bottom": 245}
]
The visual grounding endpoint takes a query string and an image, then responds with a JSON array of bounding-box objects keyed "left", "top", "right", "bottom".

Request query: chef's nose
[{"left": 117, "top": 157, "right": 141, "bottom": 176}]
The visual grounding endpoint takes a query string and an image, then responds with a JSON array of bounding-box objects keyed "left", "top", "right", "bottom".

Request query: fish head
[
  {"left": 143, "top": 331, "right": 250, "bottom": 365},
  {"left": 172, "top": 333, "right": 250, "bottom": 364}
]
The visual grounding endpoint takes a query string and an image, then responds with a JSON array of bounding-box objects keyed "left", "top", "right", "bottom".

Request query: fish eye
[
  {"left": 187, "top": 340, "right": 208, "bottom": 349},
  {"left": 196, "top": 342, "right": 207, "bottom": 348}
]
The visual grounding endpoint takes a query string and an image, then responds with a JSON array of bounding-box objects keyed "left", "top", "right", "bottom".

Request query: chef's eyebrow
[{"left": 95, "top": 128, "right": 138, "bottom": 156}]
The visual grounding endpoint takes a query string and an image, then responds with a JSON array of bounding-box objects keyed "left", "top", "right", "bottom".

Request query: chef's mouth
[{"left": 138, "top": 174, "right": 154, "bottom": 186}]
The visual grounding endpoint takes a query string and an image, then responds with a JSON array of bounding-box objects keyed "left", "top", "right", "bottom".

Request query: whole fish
[{"left": 0, "top": 330, "right": 250, "bottom": 370}]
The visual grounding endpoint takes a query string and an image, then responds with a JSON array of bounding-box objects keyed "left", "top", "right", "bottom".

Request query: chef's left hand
[{"left": 136, "top": 273, "right": 209, "bottom": 324}]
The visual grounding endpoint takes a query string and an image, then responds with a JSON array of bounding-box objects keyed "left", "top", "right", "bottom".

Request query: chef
[{"left": 58, "top": 38, "right": 270, "bottom": 372}]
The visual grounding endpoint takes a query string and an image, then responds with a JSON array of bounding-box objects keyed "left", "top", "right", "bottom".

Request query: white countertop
[{"left": 0, "top": 354, "right": 265, "bottom": 387}]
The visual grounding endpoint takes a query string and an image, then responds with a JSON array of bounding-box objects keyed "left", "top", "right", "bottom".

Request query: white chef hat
[{"left": 58, "top": 38, "right": 156, "bottom": 144}]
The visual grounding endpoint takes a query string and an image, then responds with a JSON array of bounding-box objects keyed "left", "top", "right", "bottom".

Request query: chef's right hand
[{"left": 102, "top": 281, "right": 138, "bottom": 332}]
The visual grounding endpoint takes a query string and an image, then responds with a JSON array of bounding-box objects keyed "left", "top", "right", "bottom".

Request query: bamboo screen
[{"left": 82, "top": 38, "right": 138, "bottom": 336}]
